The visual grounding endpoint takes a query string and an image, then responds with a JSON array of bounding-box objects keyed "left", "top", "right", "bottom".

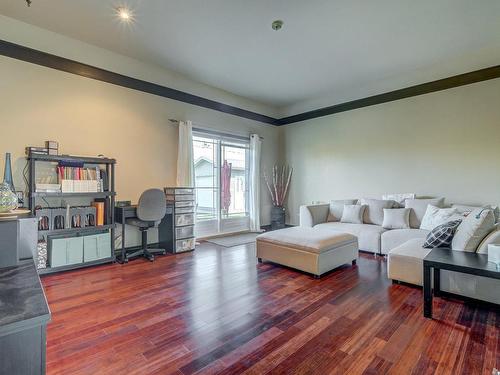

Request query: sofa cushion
[
  {"left": 423, "top": 219, "right": 462, "bottom": 249},
  {"left": 452, "top": 208, "right": 495, "bottom": 252},
  {"left": 382, "top": 193, "right": 416, "bottom": 206},
  {"left": 381, "top": 228, "right": 429, "bottom": 254},
  {"left": 382, "top": 208, "right": 410, "bottom": 230},
  {"left": 420, "top": 205, "right": 458, "bottom": 231},
  {"left": 477, "top": 223, "right": 500, "bottom": 254},
  {"left": 327, "top": 199, "right": 357, "bottom": 222},
  {"left": 388, "top": 238, "right": 500, "bottom": 303},
  {"left": 341, "top": 204, "right": 366, "bottom": 224},
  {"left": 315, "top": 222, "right": 387, "bottom": 253},
  {"left": 299, "top": 204, "right": 329, "bottom": 227},
  {"left": 256, "top": 227, "right": 357, "bottom": 254},
  {"left": 387, "top": 238, "right": 431, "bottom": 286},
  {"left": 359, "top": 198, "right": 395, "bottom": 225},
  {"left": 452, "top": 204, "right": 500, "bottom": 223},
  {"left": 405, "top": 198, "right": 445, "bottom": 229}
]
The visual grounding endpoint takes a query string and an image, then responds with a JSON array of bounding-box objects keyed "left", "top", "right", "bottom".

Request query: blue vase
[{"left": 3, "top": 153, "right": 14, "bottom": 191}]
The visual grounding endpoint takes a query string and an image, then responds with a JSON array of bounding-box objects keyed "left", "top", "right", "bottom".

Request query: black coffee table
[{"left": 423, "top": 248, "right": 500, "bottom": 318}]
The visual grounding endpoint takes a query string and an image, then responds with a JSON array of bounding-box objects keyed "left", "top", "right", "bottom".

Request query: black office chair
[{"left": 126, "top": 189, "right": 167, "bottom": 261}]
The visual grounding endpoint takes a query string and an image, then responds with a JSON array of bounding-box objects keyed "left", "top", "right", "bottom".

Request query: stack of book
[
  {"left": 35, "top": 183, "right": 61, "bottom": 193},
  {"left": 58, "top": 166, "right": 103, "bottom": 193}
]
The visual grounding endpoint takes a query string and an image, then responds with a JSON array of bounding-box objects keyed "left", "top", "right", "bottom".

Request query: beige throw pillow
[
  {"left": 451, "top": 208, "right": 495, "bottom": 252},
  {"left": 341, "top": 204, "right": 366, "bottom": 224},
  {"left": 420, "top": 205, "right": 458, "bottom": 231},
  {"left": 405, "top": 198, "right": 445, "bottom": 229},
  {"left": 382, "top": 208, "right": 411, "bottom": 229},
  {"left": 328, "top": 199, "right": 357, "bottom": 222},
  {"left": 360, "top": 198, "right": 395, "bottom": 226},
  {"left": 452, "top": 204, "right": 500, "bottom": 223}
]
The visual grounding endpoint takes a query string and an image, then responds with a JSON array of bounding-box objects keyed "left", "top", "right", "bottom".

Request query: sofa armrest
[
  {"left": 299, "top": 204, "right": 329, "bottom": 227},
  {"left": 477, "top": 224, "right": 500, "bottom": 254}
]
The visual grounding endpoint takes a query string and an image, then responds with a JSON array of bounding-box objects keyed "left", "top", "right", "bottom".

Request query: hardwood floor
[{"left": 41, "top": 242, "right": 500, "bottom": 375}]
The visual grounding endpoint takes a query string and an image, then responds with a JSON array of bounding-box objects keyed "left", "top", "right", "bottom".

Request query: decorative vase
[
  {"left": 3, "top": 152, "right": 14, "bottom": 192},
  {"left": 0, "top": 182, "right": 18, "bottom": 213},
  {"left": 271, "top": 206, "right": 286, "bottom": 230}
]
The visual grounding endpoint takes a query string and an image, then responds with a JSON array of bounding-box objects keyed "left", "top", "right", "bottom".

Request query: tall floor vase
[{"left": 271, "top": 206, "right": 286, "bottom": 230}]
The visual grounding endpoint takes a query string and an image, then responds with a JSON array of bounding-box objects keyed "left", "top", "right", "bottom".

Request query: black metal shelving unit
[
  {"left": 32, "top": 192, "right": 115, "bottom": 198},
  {"left": 27, "top": 153, "right": 116, "bottom": 274}
]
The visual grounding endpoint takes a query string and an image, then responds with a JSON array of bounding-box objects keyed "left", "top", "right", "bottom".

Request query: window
[{"left": 193, "top": 130, "right": 250, "bottom": 237}]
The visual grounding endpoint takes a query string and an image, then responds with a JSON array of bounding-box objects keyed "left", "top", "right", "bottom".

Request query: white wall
[
  {"left": 3, "top": 15, "right": 500, "bottom": 235},
  {"left": 0, "top": 17, "right": 281, "bottom": 245},
  {"left": 283, "top": 78, "right": 500, "bottom": 225}
]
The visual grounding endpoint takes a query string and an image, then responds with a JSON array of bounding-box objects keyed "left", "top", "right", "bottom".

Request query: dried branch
[{"left": 263, "top": 165, "right": 293, "bottom": 207}]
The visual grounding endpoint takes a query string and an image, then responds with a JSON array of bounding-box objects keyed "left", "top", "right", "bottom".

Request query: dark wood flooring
[{"left": 41, "top": 242, "right": 500, "bottom": 374}]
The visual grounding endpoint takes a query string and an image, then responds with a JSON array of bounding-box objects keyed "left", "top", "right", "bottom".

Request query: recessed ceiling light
[
  {"left": 272, "top": 20, "right": 284, "bottom": 31},
  {"left": 116, "top": 6, "right": 132, "bottom": 22}
]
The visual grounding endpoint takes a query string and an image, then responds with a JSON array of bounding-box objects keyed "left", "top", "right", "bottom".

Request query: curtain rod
[{"left": 168, "top": 119, "right": 264, "bottom": 140}]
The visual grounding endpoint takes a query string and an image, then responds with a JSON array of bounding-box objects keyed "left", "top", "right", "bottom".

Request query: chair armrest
[{"left": 299, "top": 204, "right": 329, "bottom": 227}]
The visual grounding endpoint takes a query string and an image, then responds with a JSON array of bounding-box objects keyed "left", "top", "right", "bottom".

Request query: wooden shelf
[
  {"left": 38, "top": 257, "right": 114, "bottom": 275},
  {"left": 38, "top": 224, "right": 115, "bottom": 236},
  {"left": 31, "top": 191, "right": 115, "bottom": 198},
  {"left": 28, "top": 153, "right": 116, "bottom": 164}
]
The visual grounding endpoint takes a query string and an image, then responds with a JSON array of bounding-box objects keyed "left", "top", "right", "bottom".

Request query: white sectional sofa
[{"left": 299, "top": 198, "right": 500, "bottom": 304}]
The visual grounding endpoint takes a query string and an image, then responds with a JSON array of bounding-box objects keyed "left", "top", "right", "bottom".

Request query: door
[{"left": 193, "top": 130, "right": 250, "bottom": 237}]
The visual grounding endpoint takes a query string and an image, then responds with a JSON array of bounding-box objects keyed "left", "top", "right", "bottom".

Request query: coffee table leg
[
  {"left": 433, "top": 267, "right": 441, "bottom": 297},
  {"left": 423, "top": 264, "right": 432, "bottom": 318}
]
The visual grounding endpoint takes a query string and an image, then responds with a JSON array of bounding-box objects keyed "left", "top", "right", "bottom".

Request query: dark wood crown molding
[
  {"left": 277, "top": 65, "right": 500, "bottom": 125},
  {"left": 0, "top": 39, "right": 279, "bottom": 125},
  {"left": 1, "top": 39, "right": 499, "bottom": 127}
]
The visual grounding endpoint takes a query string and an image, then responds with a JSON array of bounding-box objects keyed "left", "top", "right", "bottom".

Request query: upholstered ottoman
[{"left": 256, "top": 227, "right": 358, "bottom": 277}]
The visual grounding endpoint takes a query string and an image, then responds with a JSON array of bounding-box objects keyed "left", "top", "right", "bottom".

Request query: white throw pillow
[
  {"left": 405, "top": 198, "right": 445, "bottom": 229},
  {"left": 360, "top": 198, "right": 395, "bottom": 225},
  {"left": 420, "top": 205, "right": 458, "bottom": 231},
  {"left": 382, "top": 208, "right": 411, "bottom": 229},
  {"left": 341, "top": 204, "right": 366, "bottom": 224},
  {"left": 327, "top": 199, "right": 358, "bottom": 222},
  {"left": 452, "top": 204, "right": 500, "bottom": 223},
  {"left": 451, "top": 208, "right": 495, "bottom": 252}
]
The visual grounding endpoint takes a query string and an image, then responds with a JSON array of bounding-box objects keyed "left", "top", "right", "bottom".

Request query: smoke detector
[{"left": 272, "top": 20, "right": 284, "bottom": 31}]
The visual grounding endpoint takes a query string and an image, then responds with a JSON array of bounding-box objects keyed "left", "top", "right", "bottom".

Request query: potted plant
[{"left": 264, "top": 165, "right": 293, "bottom": 230}]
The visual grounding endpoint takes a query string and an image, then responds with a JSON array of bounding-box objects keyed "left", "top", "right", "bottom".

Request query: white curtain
[
  {"left": 176, "top": 120, "right": 195, "bottom": 187},
  {"left": 249, "top": 134, "right": 262, "bottom": 232}
]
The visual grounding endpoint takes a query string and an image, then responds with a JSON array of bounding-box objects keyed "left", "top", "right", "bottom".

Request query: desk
[{"left": 115, "top": 204, "right": 174, "bottom": 263}]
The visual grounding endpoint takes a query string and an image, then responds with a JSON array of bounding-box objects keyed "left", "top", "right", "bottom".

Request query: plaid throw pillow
[{"left": 423, "top": 219, "right": 462, "bottom": 249}]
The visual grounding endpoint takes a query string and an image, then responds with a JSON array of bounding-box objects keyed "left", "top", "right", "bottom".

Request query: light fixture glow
[{"left": 116, "top": 7, "right": 132, "bottom": 21}]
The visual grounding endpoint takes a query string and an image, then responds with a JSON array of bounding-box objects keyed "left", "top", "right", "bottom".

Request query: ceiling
[{"left": 1, "top": 0, "right": 499, "bottom": 112}]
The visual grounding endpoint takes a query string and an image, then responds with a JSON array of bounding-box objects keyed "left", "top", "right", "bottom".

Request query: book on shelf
[
  {"left": 57, "top": 166, "right": 104, "bottom": 193},
  {"left": 92, "top": 201, "right": 105, "bottom": 226},
  {"left": 35, "top": 183, "right": 61, "bottom": 193}
]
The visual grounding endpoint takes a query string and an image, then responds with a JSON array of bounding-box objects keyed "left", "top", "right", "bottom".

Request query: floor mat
[{"left": 206, "top": 232, "right": 260, "bottom": 247}]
